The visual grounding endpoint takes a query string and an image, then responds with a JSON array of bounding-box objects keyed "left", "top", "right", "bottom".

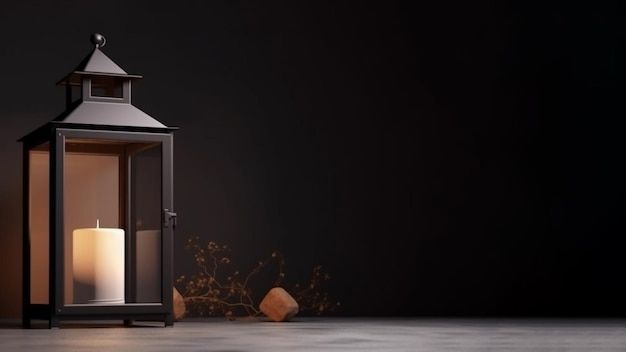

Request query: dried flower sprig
[{"left": 176, "top": 236, "right": 339, "bottom": 318}]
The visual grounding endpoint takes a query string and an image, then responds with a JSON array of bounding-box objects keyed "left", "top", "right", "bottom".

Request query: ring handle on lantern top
[{"left": 90, "top": 33, "right": 106, "bottom": 48}]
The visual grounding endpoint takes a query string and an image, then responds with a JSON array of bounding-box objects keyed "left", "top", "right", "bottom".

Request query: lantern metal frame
[{"left": 20, "top": 34, "right": 178, "bottom": 328}]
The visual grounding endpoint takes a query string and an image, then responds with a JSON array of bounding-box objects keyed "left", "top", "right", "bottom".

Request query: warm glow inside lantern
[{"left": 20, "top": 34, "right": 177, "bottom": 328}]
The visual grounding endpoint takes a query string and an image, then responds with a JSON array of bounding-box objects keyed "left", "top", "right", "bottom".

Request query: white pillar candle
[{"left": 73, "top": 227, "right": 125, "bottom": 304}]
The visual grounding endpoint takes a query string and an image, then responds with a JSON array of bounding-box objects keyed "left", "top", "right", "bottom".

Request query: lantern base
[{"left": 22, "top": 302, "right": 174, "bottom": 328}]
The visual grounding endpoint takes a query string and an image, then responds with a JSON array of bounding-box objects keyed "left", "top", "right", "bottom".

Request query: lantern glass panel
[
  {"left": 60, "top": 137, "right": 164, "bottom": 306},
  {"left": 29, "top": 142, "right": 50, "bottom": 305},
  {"left": 64, "top": 142, "right": 122, "bottom": 305},
  {"left": 129, "top": 144, "right": 163, "bottom": 303}
]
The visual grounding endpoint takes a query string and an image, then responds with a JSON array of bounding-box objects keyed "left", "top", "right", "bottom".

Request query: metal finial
[{"left": 90, "top": 33, "right": 106, "bottom": 48}]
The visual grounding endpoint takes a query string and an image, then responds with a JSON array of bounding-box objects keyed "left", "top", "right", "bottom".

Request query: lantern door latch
[{"left": 163, "top": 209, "right": 177, "bottom": 230}]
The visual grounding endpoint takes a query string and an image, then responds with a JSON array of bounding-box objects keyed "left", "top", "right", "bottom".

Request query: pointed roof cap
[
  {"left": 58, "top": 33, "right": 142, "bottom": 85},
  {"left": 74, "top": 48, "right": 127, "bottom": 74}
]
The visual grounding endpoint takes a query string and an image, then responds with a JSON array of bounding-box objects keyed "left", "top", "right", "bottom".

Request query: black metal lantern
[{"left": 20, "top": 34, "right": 177, "bottom": 328}]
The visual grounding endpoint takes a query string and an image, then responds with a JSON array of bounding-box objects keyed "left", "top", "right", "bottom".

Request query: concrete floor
[{"left": 1, "top": 317, "right": 626, "bottom": 351}]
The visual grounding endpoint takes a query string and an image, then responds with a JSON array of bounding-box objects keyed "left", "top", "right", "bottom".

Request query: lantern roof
[
  {"left": 51, "top": 101, "right": 167, "bottom": 128},
  {"left": 19, "top": 33, "right": 175, "bottom": 144}
]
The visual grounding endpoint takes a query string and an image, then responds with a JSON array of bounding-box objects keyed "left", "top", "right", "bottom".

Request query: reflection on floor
[{"left": 1, "top": 317, "right": 626, "bottom": 351}]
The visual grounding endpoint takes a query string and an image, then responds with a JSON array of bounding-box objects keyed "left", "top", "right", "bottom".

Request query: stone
[
  {"left": 259, "top": 287, "right": 299, "bottom": 322},
  {"left": 173, "top": 287, "right": 186, "bottom": 322}
]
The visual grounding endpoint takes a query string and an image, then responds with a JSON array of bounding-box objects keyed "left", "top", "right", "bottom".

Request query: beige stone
[
  {"left": 173, "top": 287, "right": 186, "bottom": 322},
  {"left": 259, "top": 287, "right": 299, "bottom": 322}
]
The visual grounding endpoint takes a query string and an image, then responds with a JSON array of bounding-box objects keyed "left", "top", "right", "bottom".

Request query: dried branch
[{"left": 176, "top": 236, "right": 340, "bottom": 318}]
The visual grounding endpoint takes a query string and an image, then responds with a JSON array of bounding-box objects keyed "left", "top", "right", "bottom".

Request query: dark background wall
[{"left": 1, "top": 1, "right": 624, "bottom": 318}]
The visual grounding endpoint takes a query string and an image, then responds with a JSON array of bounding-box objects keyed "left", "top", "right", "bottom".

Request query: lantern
[{"left": 20, "top": 34, "right": 177, "bottom": 328}]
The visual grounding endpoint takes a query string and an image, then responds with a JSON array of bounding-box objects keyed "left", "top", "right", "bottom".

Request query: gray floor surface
[{"left": 1, "top": 317, "right": 626, "bottom": 351}]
